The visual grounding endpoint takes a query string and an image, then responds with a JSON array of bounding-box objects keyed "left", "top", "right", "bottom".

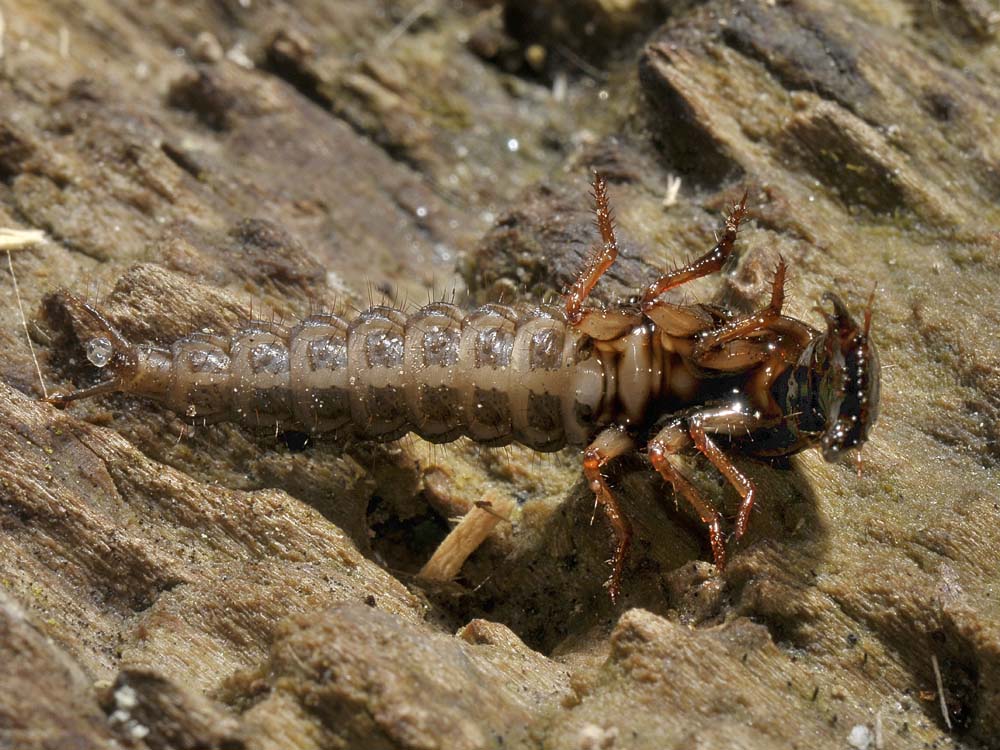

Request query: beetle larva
[{"left": 48, "top": 173, "right": 881, "bottom": 602}]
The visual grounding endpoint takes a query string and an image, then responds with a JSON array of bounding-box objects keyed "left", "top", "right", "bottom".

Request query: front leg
[
  {"left": 687, "top": 409, "right": 758, "bottom": 541},
  {"left": 692, "top": 259, "right": 786, "bottom": 359},
  {"left": 647, "top": 405, "right": 773, "bottom": 569},
  {"left": 646, "top": 260, "right": 791, "bottom": 371},
  {"left": 647, "top": 421, "right": 728, "bottom": 569}
]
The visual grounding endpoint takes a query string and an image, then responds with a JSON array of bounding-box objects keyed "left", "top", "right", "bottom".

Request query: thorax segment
[{"left": 576, "top": 323, "right": 712, "bottom": 437}]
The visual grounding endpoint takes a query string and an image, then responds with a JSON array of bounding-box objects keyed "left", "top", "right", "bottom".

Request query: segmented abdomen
[{"left": 150, "top": 303, "right": 598, "bottom": 451}]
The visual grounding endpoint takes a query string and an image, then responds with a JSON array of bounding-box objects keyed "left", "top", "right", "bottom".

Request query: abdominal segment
[{"left": 154, "top": 302, "right": 598, "bottom": 450}]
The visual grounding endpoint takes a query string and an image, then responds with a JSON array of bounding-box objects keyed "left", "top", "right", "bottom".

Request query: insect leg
[
  {"left": 583, "top": 426, "right": 637, "bottom": 603},
  {"left": 565, "top": 172, "right": 642, "bottom": 340},
  {"left": 692, "top": 259, "right": 787, "bottom": 359},
  {"left": 650, "top": 405, "right": 772, "bottom": 568},
  {"left": 642, "top": 299, "right": 715, "bottom": 339},
  {"left": 687, "top": 408, "right": 759, "bottom": 542},
  {"left": 565, "top": 172, "right": 618, "bottom": 322},
  {"left": 647, "top": 422, "right": 727, "bottom": 570},
  {"left": 641, "top": 190, "right": 748, "bottom": 308}
]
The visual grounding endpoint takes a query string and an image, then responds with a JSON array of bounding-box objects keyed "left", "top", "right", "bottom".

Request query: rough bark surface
[{"left": 1, "top": 1, "right": 998, "bottom": 748}]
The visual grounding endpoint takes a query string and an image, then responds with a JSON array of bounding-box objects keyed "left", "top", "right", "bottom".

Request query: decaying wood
[{"left": 1, "top": 0, "right": 999, "bottom": 748}]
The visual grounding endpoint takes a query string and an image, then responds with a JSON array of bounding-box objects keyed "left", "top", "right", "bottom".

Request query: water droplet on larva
[{"left": 85, "top": 337, "right": 114, "bottom": 368}]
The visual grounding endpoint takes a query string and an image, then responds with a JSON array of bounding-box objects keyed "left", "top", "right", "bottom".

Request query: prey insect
[{"left": 45, "top": 174, "right": 880, "bottom": 602}]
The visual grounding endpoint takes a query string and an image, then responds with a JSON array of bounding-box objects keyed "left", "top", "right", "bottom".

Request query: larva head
[{"left": 812, "top": 292, "right": 881, "bottom": 463}]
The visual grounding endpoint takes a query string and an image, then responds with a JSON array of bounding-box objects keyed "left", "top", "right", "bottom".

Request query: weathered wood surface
[{"left": 1, "top": 0, "right": 999, "bottom": 748}]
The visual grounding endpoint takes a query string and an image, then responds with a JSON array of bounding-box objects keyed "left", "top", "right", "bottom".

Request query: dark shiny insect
[{"left": 47, "top": 174, "right": 881, "bottom": 601}]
